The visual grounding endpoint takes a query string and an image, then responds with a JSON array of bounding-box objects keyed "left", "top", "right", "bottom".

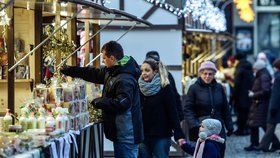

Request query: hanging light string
[{"left": 143, "top": 0, "right": 227, "bottom": 32}]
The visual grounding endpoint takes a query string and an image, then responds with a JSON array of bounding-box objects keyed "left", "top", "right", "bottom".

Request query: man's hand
[{"left": 91, "top": 97, "right": 103, "bottom": 109}]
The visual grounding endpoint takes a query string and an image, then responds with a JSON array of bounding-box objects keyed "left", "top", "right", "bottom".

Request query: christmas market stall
[{"left": 0, "top": 0, "right": 151, "bottom": 157}]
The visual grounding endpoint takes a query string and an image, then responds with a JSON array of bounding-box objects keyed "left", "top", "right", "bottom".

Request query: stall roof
[
  {"left": 63, "top": 0, "right": 152, "bottom": 27},
  {"left": 12, "top": 0, "right": 151, "bottom": 27}
]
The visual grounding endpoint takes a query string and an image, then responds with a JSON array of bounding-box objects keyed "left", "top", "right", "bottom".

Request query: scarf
[
  {"left": 193, "top": 134, "right": 225, "bottom": 158},
  {"left": 138, "top": 73, "right": 161, "bottom": 96}
]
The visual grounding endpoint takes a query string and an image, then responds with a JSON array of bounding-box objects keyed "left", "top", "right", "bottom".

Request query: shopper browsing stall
[
  {"left": 60, "top": 41, "right": 143, "bottom": 158},
  {"left": 138, "top": 58, "right": 185, "bottom": 158}
]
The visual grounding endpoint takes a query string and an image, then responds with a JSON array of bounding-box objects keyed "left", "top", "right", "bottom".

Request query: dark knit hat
[
  {"left": 273, "top": 58, "right": 280, "bottom": 70},
  {"left": 146, "top": 51, "right": 160, "bottom": 61}
]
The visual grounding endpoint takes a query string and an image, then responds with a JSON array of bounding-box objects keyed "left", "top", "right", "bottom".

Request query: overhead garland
[
  {"left": 233, "top": 0, "right": 254, "bottom": 23},
  {"left": 144, "top": 0, "right": 227, "bottom": 32}
]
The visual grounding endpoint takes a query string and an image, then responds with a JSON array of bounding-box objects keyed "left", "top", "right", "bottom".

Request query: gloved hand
[
  {"left": 91, "top": 97, "right": 104, "bottom": 109},
  {"left": 178, "top": 139, "right": 186, "bottom": 146},
  {"left": 270, "top": 109, "right": 278, "bottom": 118},
  {"left": 60, "top": 65, "right": 72, "bottom": 75},
  {"left": 227, "top": 129, "right": 233, "bottom": 137},
  {"left": 248, "top": 90, "right": 254, "bottom": 97}
]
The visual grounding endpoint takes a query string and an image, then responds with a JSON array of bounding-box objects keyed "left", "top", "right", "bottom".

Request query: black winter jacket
[
  {"left": 184, "top": 77, "right": 234, "bottom": 139},
  {"left": 140, "top": 85, "right": 185, "bottom": 141},
  {"left": 267, "top": 71, "right": 280, "bottom": 124},
  {"left": 168, "top": 72, "right": 184, "bottom": 121},
  {"left": 233, "top": 59, "right": 254, "bottom": 108},
  {"left": 61, "top": 57, "right": 144, "bottom": 144}
]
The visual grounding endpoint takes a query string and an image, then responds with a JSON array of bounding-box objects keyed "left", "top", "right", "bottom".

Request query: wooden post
[
  {"left": 67, "top": 3, "right": 77, "bottom": 66},
  {"left": 54, "top": 0, "right": 61, "bottom": 66},
  {"left": 84, "top": 20, "right": 90, "bottom": 66},
  {"left": 7, "top": 3, "right": 14, "bottom": 115},
  {"left": 34, "top": 1, "right": 43, "bottom": 84},
  {"left": 92, "top": 24, "right": 100, "bottom": 67}
]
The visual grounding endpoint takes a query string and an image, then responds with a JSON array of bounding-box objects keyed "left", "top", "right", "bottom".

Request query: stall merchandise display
[{"left": 0, "top": 77, "right": 94, "bottom": 156}]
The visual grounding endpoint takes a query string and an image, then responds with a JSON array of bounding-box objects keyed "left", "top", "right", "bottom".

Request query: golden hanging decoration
[{"left": 42, "top": 25, "right": 75, "bottom": 81}]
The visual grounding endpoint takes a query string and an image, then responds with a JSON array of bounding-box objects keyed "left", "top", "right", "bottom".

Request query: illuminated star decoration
[{"left": 234, "top": 0, "right": 254, "bottom": 23}]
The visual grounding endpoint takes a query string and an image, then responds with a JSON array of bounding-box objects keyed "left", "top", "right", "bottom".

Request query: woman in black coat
[
  {"left": 244, "top": 60, "right": 272, "bottom": 151},
  {"left": 184, "top": 61, "right": 234, "bottom": 157},
  {"left": 138, "top": 59, "right": 185, "bottom": 158},
  {"left": 257, "top": 58, "right": 280, "bottom": 152}
]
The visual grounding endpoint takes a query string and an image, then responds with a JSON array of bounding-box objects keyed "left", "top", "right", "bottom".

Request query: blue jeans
[
  {"left": 139, "top": 137, "right": 171, "bottom": 158},
  {"left": 113, "top": 142, "right": 139, "bottom": 158}
]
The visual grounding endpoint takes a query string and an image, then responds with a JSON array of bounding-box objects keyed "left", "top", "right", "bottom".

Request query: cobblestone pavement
[{"left": 225, "top": 125, "right": 280, "bottom": 158}]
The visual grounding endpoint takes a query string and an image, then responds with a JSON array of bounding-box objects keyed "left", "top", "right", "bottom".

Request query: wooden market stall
[{"left": 0, "top": 0, "right": 151, "bottom": 157}]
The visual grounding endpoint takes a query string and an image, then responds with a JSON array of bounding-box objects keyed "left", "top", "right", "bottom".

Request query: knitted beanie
[
  {"left": 198, "top": 61, "right": 217, "bottom": 72},
  {"left": 253, "top": 59, "right": 266, "bottom": 71},
  {"left": 257, "top": 52, "right": 267, "bottom": 61},
  {"left": 199, "top": 119, "right": 222, "bottom": 140}
]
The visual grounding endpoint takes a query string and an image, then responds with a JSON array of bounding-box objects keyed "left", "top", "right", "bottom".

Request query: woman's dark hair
[
  {"left": 143, "top": 58, "right": 159, "bottom": 71},
  {"left": 273, "top": 58, "right": 280, "bottom": 70},
  {"left": 101, "top": 41, "right": 124, "bottom": 60}
]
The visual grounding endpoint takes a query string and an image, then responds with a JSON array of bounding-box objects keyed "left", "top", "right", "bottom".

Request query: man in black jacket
[
  {"left": 233, "top": 53, "right": 254, "bottom": 135},
  {"left": 61, "top": 41, "right": 144, "bottom": 158},
  {"left": 145, "top": 51, "right": 184, "bottom": 121}
]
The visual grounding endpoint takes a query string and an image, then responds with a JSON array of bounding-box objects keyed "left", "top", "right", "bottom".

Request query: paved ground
[
  {"left": 225, "top": 125, "right": 280, "bottom": 158},
  {"left": 104, "top": 123, "right": 280, "bottom": 158}
]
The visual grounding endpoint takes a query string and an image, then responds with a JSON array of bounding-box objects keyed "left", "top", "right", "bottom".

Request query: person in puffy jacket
[
  {"left": 256, "top": 58, "right": 280, "bottom": 152},
  {"left": 61, "top": 41, "right": 143, "bottom": 158},
  {"left": 184, "top": 61, "right": 233, "bottom": 157},
  {"left": 244, "top": 60, "right": 272, "bottom": 151},
  {"left": 179, "top": 119, "right": 225, "bottom": 158},
  {"left": 138, "top": 58, "right": 185, "bottom": 158}
]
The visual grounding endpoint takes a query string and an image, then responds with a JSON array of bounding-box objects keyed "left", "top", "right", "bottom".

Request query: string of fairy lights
[
  {"left": 145, "top": 0, "right": 227, "bottom": 32},
  {"left": 144, "top": 0, "right": 256, "bottom": 32}
]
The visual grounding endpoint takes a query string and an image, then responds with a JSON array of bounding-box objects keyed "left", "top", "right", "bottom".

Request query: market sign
[{"left": 258, "top": 0, "right": 280, "bottom": 6}]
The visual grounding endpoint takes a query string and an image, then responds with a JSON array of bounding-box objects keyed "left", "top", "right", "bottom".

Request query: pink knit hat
[{"left": 198, "top": 61, "right": 217, "bottom": 72}]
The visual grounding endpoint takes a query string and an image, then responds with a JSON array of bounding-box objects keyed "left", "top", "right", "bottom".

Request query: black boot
[{"left": 244, "top": 144, "right": 258, "bottom": 151}]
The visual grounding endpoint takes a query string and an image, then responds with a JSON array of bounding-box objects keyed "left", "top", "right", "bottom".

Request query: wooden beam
[
  {"left": 34, "top": 2, "right": 43, "bottom": 84},
  {"left": 67, "top": 3, "right": 77, "bottom": 66},
  {"left": 142, "top": 6, "right": 157, "bottom": 20},
  {"left": 7, "top": 3, "right": 14, "bottom": 115},
  {"left": 84, "top": 20, "right": 90, "bottom": 66},
  {"left": 92, "top": 24, "right": 100, "bottom": 67}
]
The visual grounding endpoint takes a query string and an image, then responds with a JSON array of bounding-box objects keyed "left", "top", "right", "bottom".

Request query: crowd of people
[{"left": 60, "top": 40, "right": 280, "bottom": 158}]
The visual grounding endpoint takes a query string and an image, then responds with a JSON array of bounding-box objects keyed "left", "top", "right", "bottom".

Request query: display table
[{"left": 11, "top": 122, "right": 103, "bottom": 158}]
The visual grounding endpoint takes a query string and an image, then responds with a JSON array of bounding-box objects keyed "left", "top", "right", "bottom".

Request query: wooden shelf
[{"left": 0, "top": 79, "right": 33, "bottom": 83}]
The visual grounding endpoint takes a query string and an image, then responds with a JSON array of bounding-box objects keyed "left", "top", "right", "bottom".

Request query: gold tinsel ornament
[{"left": 42, "top": 25, "right": 75, "bottom": 83}]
